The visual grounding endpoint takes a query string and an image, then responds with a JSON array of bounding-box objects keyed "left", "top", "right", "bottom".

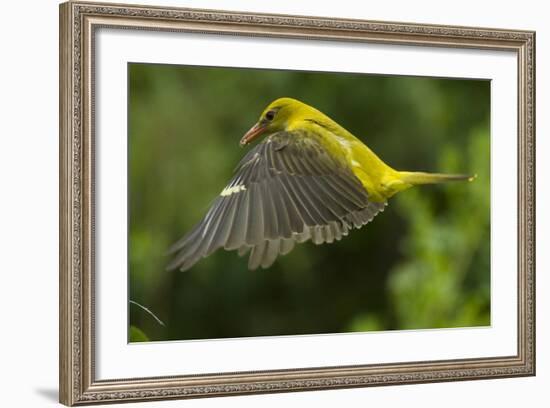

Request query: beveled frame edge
[{"left": 59, "top": 1, "right": 536, "bottom": 405}]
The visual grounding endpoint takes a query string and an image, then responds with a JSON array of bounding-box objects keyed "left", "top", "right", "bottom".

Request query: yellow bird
[{"left": 168, "top": 97, "right": 474, "bottom": 272}]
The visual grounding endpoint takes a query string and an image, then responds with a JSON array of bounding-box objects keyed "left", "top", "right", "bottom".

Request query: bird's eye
[{"left": 265, "top": 110, "right": 275, "bottom": 121}]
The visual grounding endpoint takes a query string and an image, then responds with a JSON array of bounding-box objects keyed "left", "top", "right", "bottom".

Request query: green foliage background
[{"left": 128, "top": 63, "right": 490, "bottom": 342}]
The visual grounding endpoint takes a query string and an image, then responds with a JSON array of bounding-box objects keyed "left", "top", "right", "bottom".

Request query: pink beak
[{"left": 240, "top": 123, "right": 266, "bottom": 146}]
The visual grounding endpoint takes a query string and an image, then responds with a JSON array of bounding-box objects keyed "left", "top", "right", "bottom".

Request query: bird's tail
[{"left": 399, "top": 171, "right": 476, "bottom": 185}]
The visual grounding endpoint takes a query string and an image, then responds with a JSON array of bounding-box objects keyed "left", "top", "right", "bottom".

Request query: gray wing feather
[
  {"left": 280, "top": 238, "right": 295, "bottom": 255},
  {"left": 260, "top": 181, "right": 279, "bottom": 239},
  {"left": 224, "top": 192, "right": 249, "bottom": 250},
  {"left": 261, "top": 240, "right": 280, "bottom": 269},
  {"left": 248, "top": 240, "right": 267, "bottom": 270},
  {"left": 167, "top": 130, "right": 386, "bottom": 272},
  {"left": 245, "top": 183, "right": 264, "bottom": 245}
]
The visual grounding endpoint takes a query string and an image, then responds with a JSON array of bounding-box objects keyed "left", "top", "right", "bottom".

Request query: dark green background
[{"left": 128, "top": 63, "right": 490, "bottom": 342}]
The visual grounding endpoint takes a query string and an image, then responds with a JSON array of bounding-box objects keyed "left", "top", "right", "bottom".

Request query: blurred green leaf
[{"left": 129, "top": 325, "right": 150, "bottom": 342}]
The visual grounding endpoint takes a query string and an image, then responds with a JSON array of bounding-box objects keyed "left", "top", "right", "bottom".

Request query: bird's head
[{"left": 240, "top": 97, "right": 311, "bottom": 146}]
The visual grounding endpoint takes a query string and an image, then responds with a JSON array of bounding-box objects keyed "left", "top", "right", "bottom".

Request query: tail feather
[{"left": 399, "top": 171, "right": 476, "bottom": 185}]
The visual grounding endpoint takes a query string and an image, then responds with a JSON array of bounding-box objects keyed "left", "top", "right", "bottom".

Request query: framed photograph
[{"left": 59, "top": 1, "right": 535, "bottom": 405}]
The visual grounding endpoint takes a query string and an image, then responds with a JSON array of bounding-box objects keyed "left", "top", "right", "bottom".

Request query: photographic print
[{"left": 128, "top": 64, "right": 490, "bottom": 342}]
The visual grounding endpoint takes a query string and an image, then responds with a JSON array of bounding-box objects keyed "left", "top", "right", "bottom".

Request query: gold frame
[{"left": 59, "top": 1, "right": 536, "bottom": 405}]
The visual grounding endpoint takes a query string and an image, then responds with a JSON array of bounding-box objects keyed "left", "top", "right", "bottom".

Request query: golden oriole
[{"left": 168, "top": 97, "right": 474, "bottom": 271}]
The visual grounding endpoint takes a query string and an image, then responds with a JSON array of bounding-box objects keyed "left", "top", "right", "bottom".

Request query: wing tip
[{"left": 165, "top": 258, "right": 188, "bottom": 272}]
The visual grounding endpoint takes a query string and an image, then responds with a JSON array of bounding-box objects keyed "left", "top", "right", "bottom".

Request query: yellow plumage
[{"left": 253, "top": 97, "right": 473, "bottom": 202}]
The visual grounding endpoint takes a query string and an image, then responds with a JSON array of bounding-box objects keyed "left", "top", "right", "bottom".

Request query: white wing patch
[{"left": 220, "top": 184, "right": 247, "bottom": 197}]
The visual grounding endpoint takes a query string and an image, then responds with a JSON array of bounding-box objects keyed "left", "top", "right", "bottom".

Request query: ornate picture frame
[{"left": 59, "top": 1, "right": 535, "bottom": 405}]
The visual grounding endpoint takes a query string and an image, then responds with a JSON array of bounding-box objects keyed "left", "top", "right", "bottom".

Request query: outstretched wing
[{"left": 167, "top": 130, "right": 386, "bottom": 271}]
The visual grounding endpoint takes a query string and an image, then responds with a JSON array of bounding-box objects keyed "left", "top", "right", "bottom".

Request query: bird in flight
[{"left": 167, "top": 97, "right": 474, "bottom": 272}]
